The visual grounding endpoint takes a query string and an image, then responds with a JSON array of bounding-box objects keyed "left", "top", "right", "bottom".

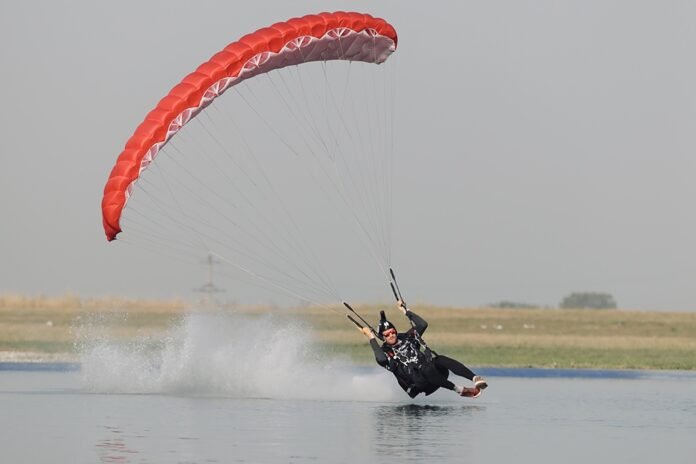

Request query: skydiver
[{"left": 361, "top": 300, "right": 488, "bottom": 398}]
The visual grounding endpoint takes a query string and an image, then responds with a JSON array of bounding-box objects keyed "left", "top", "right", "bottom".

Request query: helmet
[{"left": 377, "top": 310, "right": 397, "bottom": 335}]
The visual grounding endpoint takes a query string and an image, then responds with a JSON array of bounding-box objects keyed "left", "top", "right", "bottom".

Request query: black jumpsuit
[{"left": 369, "top": 310, "right": 476, "bottom": 398}]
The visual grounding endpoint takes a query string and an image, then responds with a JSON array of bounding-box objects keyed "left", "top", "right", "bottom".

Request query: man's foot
[
  {"left": 473, "top": 375, "right": 488, "bottom": 390},
  {"left": 460, "top": 387, "right": 481, "bottom": 398}
]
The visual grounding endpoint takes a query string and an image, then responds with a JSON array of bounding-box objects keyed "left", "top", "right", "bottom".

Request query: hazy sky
[{"left": 2, "top": 1, "right": 695, "bottom": 311}]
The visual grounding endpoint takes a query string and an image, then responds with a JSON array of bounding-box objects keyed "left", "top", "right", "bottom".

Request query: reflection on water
[
  {"left": 373, "top": 404, "right": 485, "bottom": 461},
  {"left": 96, "top": 426, "right": 139, "bottom": 463},
  {"left": 376, "top": 403, "right": 484, "bottom": 420}
]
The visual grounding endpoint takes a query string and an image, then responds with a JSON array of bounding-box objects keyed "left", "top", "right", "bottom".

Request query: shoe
[
  {"left": 473, "top": 375, "right": 488, "bottom": 390},
  {"left": 460, "top": 387, "right": 481, "bottom": 398}
]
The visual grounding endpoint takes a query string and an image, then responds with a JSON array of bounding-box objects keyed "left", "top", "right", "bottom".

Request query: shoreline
[
  {"left": 2, "top": 350, "right": 695, "bottom": 374},
  {"left": 0, "top": 351, "right": 79, "bottom": 363},
  {"left": 3, "top": 359, "right": 696, "bottom": 381}
]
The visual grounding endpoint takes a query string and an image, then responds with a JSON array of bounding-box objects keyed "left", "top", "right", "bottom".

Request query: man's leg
[
  {"left": 434, "top": 355, "right": 488, "bottom": 390},
  {"left": 432, "top": 355, "right": 475, "bottom": 380},
  {"left": 417, "top": 363, "right": 456, "bottom": 391}
]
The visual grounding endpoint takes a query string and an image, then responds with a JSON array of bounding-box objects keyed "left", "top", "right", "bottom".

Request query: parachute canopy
[{"left": 102, "top": 11, "right": 398, "bottom": 241}]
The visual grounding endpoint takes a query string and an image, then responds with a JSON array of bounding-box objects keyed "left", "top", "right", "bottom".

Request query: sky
[{"left": 1, "top": 1, "right": 695, "bottom": 311}]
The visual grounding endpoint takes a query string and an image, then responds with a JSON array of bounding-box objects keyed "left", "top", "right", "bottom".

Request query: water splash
[{"left": 77, "top": 311, "right": 396, "bottom": 401}]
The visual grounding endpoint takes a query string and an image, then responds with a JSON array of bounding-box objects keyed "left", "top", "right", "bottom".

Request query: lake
[{"left": 1, "top": 364, "right": 694, "bottom": 464}]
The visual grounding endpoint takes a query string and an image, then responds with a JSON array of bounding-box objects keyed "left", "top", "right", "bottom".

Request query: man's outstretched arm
[
  {"left": 398, "top": 300, "right": 428, "bottom": 335},
  {"left": 361, "top": 327, "right": 388, "bottom": 367}
]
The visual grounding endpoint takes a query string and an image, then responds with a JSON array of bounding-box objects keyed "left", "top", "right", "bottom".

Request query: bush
[
  {"left": 490, "top": 301, "right": 538, "bottom": 309},
  {"left": 560, "top": 292, "right": 617, "bottom": 309}
]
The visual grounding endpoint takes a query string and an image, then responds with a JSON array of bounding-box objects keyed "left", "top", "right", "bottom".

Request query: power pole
[{"left": 194, "top": 253, "right": 224, "bottom": 307}]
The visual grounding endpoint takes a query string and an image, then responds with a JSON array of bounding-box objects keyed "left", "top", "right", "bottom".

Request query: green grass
[
  {"left": 0, "top": 340, "right": 75, "bottom": 353},
  {"left": 313, "top": 341, "right": 696, "bottom": 370},
  {"left": 434, "top": 345, "right": 696, "bottom": 370}
]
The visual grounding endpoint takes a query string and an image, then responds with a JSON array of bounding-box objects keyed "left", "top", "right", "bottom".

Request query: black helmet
[{"left": 377, "top": 310, "right": 397, "bottom": 335}]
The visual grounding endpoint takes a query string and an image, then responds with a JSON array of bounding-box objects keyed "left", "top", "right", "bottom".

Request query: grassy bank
[
  {"left": 294, "top": 305, "right": 696, "bottom": 370},
  {"left": 1, "top": 294, "right": 695, "bottom": 370}
]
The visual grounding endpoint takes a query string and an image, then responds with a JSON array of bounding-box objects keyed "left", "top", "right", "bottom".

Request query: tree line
[{"left": 491, "top": 292, "right": 617, "bottom": 310}]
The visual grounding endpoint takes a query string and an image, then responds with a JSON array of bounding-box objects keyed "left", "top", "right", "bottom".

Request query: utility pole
[{"left": 194, "top": 253, "right": 224, "bottom": 307}]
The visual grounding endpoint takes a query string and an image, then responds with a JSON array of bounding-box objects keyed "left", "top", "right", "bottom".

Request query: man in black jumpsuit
[{"left": 362, "top": 301, "right": 488, "bottom": 398}]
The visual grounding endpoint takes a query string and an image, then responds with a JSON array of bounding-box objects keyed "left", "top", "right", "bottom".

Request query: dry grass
[
  {"left": 0, "top": 293, "right": 188, "bottom": 313},
  {"left": 2, "top": 295, "right": 695, "bottom": 369}
]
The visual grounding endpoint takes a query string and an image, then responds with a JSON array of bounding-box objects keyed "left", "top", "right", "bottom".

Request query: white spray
[{"left": 77, "top": 311, "right": 397, "bottom": 401}]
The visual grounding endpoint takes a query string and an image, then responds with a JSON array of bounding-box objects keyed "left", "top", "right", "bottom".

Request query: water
[
  {"left": 1, "top": 313, "right": 695, "bottom": 463},
  {"left": 2, "top": 368, "right": 696, "bottom": 463}
]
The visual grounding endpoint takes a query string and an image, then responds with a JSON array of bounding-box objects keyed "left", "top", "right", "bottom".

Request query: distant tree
[
  {"left": 559, "top": 292, "right": 617, "bottom": 309},
  {"left": 490, "top": 301, "right": 538, "bottom": 309}
]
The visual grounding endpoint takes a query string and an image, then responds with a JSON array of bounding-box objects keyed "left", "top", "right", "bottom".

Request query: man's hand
[
  {"left": 361, "top": 326, "right": 375, "bottom": 340},
  {"left": 397, "top": 299, "right": 408, "bottom": 315}
]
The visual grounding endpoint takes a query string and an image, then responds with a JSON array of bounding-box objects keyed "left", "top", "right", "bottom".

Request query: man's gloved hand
[
  {"left": 361, "top": 326, "right": 375, "bottom": 340},
  {"left": 397, "top": 299, "right": 408, "bottom": 315}
]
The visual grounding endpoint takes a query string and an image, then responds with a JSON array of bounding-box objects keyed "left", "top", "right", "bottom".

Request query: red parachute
[{"left": 102, "top": 12, "right": 397, "bottom": 241}]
